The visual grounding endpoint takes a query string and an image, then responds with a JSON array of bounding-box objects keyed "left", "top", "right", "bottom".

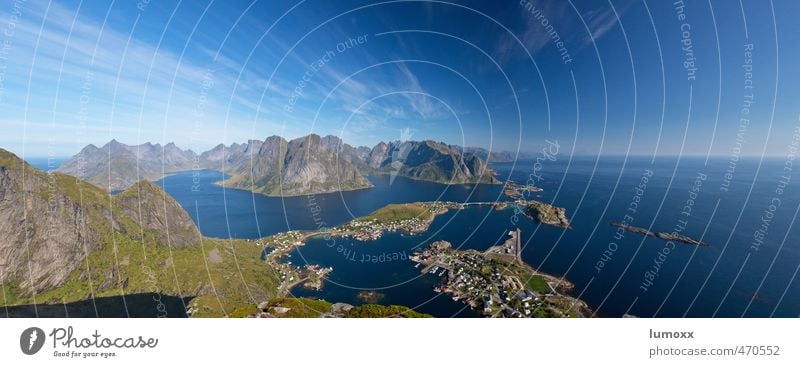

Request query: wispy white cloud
[
  {"left": 0, "top": 1, "right": 296, "bottom": 155},
  {"left": 581, "top": 1, "right": 635, "bottom": 46},
  {"left": 496, "top": 0, "right": 634, "bottom": 63},
  {"left": 1, "top": 1, "right": 473, "bottom": 155},
  {"left": 393, "top": 62, "right": 451, "bottom": 119}
]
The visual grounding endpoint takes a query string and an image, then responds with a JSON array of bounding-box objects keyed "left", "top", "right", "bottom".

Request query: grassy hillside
[
  {"left": 364, "top": 203, "right": 433, "bottom": 223},
  {"left": 257, "top": 297, "right": 432, "bottom": 318},
  {"left": 1, "top": 236, "right": 279, "bottom": 317},
  {"left": 1, "top": 148, "right": 279, "bottom": 317}
]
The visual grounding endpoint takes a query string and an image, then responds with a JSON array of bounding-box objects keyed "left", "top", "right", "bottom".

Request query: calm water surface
[{"left": 158, "top": 156, "right": 800, "bottom": 317}]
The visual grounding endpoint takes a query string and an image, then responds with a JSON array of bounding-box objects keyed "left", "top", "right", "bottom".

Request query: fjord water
[
  {"left": 28, "top": 157, "right": 67, "bottom": 172},
  {"left": 158, "top": 156, "right": 800, "bottom": 317}
]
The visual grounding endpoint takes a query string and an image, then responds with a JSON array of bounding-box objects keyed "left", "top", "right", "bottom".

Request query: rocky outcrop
[
  {"left": 367, "top": 142, "right": 390, "bottom": 169},
  {"left": 211, "top": 136, "right": 288, "bottom": 195},
  {"left": 281, "top": 135, "right": 370, "bottom": 195},
  {"left": 113, "top": 181, "right": 201, "bottom": 248},
  {"left": 320, "top": 135, "right": 371, "bottom": 171},
  {"left": 524, "top": 202, "right": 571, "bottom": 229}
]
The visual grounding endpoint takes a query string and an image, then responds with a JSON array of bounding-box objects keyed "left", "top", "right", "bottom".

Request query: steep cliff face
[
  {"left": 0, "top": 150, "right": 108, "bottom": 293},
  {"left": 367, "top": 142, "right": 389, "bottom": 169},
  {"left": 367, "top": 140, "right": 498, "bottom": 184},
  {"left": 207, "top": 136, "right": 287, "bottom": 194},
  {"left": 280, "top": 134, "right": 372, "bottom": 195},
  {"left": 1, "top": 149, "right": 280, "bottom": 316},
  {"left": 113, "top": 181, "right": 201, "bottom": 248},
  {"left": 57, "top": 140, "right": 197, "bottom": 192},
  {"left": 212, "top": 134, "right": 372, "bottom": 196},
  {"left": 1, "top": 149, "right": 199, "bottom": 295},
  {"left": 319, "top": 135, "right": 371, "bottom": 170}
]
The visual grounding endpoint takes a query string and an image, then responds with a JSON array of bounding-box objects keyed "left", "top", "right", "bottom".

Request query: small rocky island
[
  {"left": 503, "top": 181, "right": 543, "bottom": 200},
  {"left": 357, "top": 290, "right": 385, "bottom": 303},
  {"left": 524, "top": 202, "right": 571, "bottom": 229},
  {"left": 610, "top": 222, "right": 710, "bottom": 247}
]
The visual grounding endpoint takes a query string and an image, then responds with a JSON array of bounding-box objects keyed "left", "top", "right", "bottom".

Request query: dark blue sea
[
  {"left": 28, "top": 157, "right": 68, "bottom": 172},
  {"left": 157, "top": 156, "right": 800, "bottom": 318}
]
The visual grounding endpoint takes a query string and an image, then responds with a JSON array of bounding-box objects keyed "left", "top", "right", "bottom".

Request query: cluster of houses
[
  {"left": 419, "top": 201, "right": 455, "bottom": 215},
  {"left": 414, "top": 242, "right": 551, "bottom": 318},
  {"left": 261, "top": 231, "right": 306, "bottom": 291},
  {"left": 334, "top": 215, "right": 429, "bottom": 241},
  {"left": 276, "top": 267, "right": 296, "bottom": 291},
  {"left": 265, "top": 230, "right": 305, "bottom": 253}
]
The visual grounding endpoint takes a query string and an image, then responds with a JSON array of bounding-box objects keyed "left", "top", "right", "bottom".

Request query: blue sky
[{"left": 0, "top": 0, "right": 797, "bottom": 157}]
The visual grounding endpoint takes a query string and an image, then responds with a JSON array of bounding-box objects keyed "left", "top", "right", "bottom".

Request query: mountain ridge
[
  {"left": 56, "top": 139, "right": 198, "bottom": 192},
  {"left": 366, "top": 140, "right": 498, "bottom": 184},
  {"left": 57, "top": 135, "right": 500, "bottom": 195}
]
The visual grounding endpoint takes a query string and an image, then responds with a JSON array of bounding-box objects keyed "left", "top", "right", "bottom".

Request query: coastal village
[
  {"left": 256, "top": 230, "right": 332, "bottom": 293},
  {"left": 252, "top": 187, "right": 584, "bottom": 317},
  {"left": 410, "top": 230, "right": 590, "bottom": 317}
]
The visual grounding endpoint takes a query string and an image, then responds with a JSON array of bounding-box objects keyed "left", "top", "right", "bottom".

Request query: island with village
[
  {"left": 251, "top": 194, "right": 586, "bottom": 317},
  {"left": 410, "top": 229, "right": 590, "bottom": 317}
]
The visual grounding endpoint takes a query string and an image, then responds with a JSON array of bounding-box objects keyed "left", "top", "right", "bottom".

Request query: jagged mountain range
[
  {"left": 56, "top": 140, "right": 197, "bottom": 192},
  {"left": 57, "top": 134, "right": 500, "bottom": 195}
]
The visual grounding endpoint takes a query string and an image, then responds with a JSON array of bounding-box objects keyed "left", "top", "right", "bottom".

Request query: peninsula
[{"left": 409, "top": 230, "right": 590, "bottom": 317}]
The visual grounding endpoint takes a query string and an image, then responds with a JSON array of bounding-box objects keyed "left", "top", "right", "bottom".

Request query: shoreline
[
  {"left": 257, "top": 200, "right": 588, "bottom": 317},
  {"left": 410, "top": 231, "right": 591, "bottom": 318}
]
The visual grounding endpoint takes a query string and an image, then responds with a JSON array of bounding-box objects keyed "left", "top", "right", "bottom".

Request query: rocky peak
[
  {"left": 367, "top": 142, "right": 389, "bottom": 168},
  {"left": 320, "top": 135, "right": 344, "bottom": 151},
  {"left": 113, "top": 180, "right": 200, "bottom": 248},
  {"left": 244, "top": 139, "right": 264, "bottom": 154}
]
